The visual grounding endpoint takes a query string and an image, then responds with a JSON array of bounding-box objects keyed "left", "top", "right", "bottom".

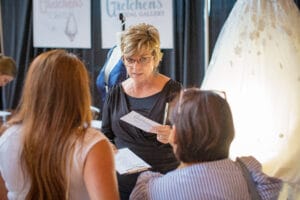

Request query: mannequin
[
  {"left": 201, "top": 0, "right": 300, "bottom": 198},
  {"left": 96, "top": 32, "right": 127, "bottom": 118}
]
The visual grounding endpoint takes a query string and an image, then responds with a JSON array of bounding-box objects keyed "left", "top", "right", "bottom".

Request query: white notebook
[{"left": 115, "top": 148, "right": 151, "bottom": 175}]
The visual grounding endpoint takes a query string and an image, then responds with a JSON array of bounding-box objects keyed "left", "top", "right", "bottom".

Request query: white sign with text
[
  {"left": 33, "top": 0, "right": 91, "bottom": 48},
  {"left": 101, "top": 0, "right": 174, "bottom": 49}
]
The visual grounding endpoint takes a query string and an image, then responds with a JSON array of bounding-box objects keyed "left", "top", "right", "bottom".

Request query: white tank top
[{"left": 0, "top": 125, "right": 106, "bottom": 200}]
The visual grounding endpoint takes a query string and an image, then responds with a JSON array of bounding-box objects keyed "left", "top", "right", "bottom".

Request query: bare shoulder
[
  {"left": 156, "top": 73, "right": 171, "bottom": 88},
  {"left": 84, "top": 138, "right": 119, "bottom": 200},
  {"left": 88, "top": 138, "right": 112, "bottom": 158},
  {"left": 157, "top": 73, "right": 170, "bottom": 82}
]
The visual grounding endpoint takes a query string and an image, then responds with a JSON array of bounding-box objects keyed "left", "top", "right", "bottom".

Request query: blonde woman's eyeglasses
[{"left": 123, "top": 56, "right": 153, "bottom": 66}]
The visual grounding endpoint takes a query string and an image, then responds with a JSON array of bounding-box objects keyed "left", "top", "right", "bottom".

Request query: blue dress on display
[{"left": 96, "top": 45, "right": 127, "bottom": 117}]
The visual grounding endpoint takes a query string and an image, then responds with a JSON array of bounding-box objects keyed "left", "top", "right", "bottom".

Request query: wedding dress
[{"left": 201, "top": 0, "right": 300, "bottom": 197}]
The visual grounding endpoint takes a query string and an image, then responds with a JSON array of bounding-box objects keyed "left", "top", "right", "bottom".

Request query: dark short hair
[{"left": 170, "top": 88, "right": 235, "bottom": 163}]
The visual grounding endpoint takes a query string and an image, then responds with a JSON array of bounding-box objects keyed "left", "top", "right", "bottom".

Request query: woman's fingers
[{"left": 151, "top": 125, "right": 171, "bottom": 143}]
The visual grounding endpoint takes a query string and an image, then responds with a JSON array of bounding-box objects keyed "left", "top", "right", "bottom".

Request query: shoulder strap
[{"left": 236, "top": 157, "right": 262, "bottom": 200}]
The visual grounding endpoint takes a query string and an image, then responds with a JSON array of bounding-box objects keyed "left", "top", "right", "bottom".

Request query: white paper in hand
[
  {"left": 115, "top": 148, "right": 151, "bottom": 174},
  {"left": 120, "top": 111, "right": 161, "bottom": 132}
]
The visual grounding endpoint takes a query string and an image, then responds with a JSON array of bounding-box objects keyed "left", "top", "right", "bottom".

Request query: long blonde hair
[{"left": 10, "top": 49, "right": 92, "bottom": 199}]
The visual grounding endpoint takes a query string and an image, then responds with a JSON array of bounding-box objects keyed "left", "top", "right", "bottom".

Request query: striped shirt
[{"left": 130, "top": 156, "right": 282, "bottom": 200}]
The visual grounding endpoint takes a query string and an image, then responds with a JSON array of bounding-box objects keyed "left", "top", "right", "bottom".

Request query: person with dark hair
[
  {"left": 0, "top": 55, "right": 17, "bottom": 87},
  {"left": 0, "top": 50, "right": 119, "bottom": 200},
  {"left": 101, "top": 23, "right": 181, "bottom": 199},
  {"left": 130, "top": 88, "right": 282, "bottom": 200}
]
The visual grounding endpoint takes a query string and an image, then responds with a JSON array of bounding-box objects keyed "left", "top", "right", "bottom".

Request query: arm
[
  {"left": 101, "top": 89, "right": 115, "bottom": 143},
  {"left": 101, "top": 96, "right": 117, "bottom": 152},
  {"left": 130, "top": 171, "right": 162, "bottom": 200},
  {"left": 84, "top": 139, "right": 119, "bottom": 200},
  {"left": 149, "top": 80, "right": 181, "bottom": 144},
  {"left": 0, "top": 173, "right": 8, "bottom": 200}
]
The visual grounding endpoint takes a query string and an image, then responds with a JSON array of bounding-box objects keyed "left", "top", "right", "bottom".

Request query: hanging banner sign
[
  {"left": 101, "top": 0, "right": 174, "bottom": 49},
  {"left": 33, "top": 0, "right": 91, "bottom": 48}
]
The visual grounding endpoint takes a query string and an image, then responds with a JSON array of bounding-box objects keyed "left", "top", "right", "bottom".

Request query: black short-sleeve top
[{"left": 101, "top": 79, "right": 182, "bottom": 173}]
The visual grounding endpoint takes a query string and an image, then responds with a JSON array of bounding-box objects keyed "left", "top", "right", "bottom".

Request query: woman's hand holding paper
[{"left": 150, "top": 125, "right": 171, "bottom": 144}]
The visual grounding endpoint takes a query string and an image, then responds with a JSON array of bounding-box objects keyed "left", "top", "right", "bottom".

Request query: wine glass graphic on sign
[{"left": 65, "top": 13, "right": 78, "bottom": 42}]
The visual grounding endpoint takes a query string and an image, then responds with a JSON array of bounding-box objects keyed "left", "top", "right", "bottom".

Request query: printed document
[
  {"left": 115, "top": 148, "right": 151, "bottom": 175},
  {"left": 120, "top": 111, "right": 161, "bottom": 132}
]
